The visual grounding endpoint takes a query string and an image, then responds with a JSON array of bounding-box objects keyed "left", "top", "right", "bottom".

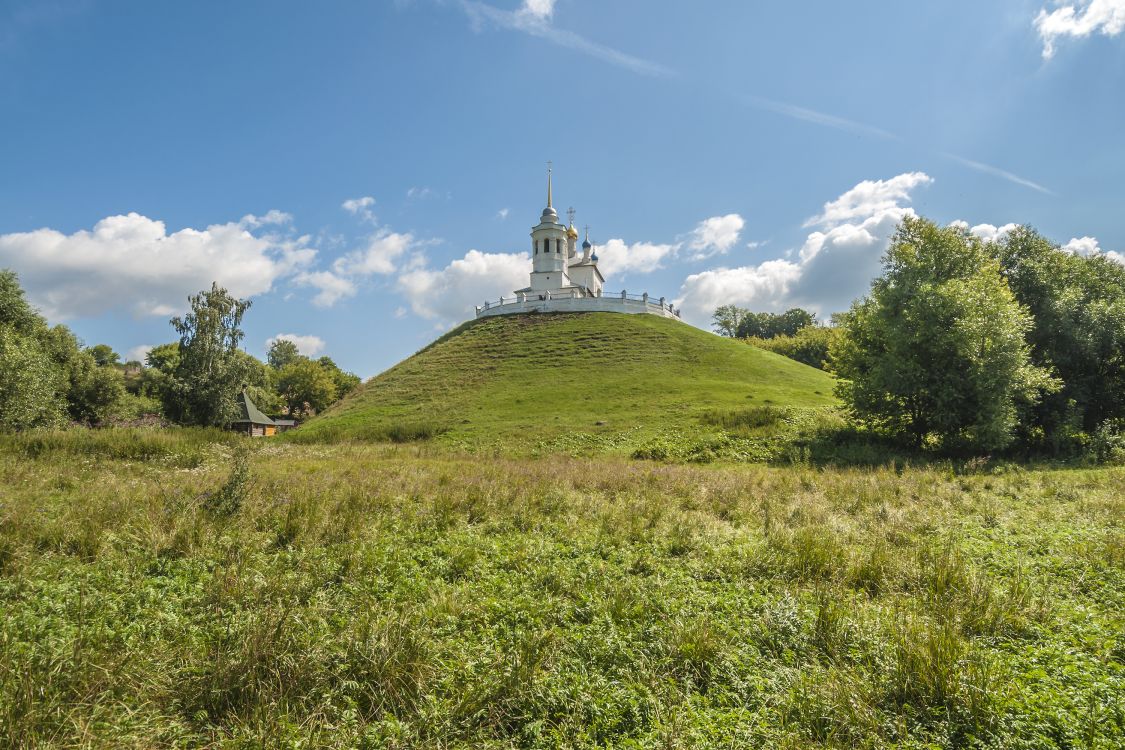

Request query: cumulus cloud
[
  {"left": 969, "top": 223, "right": 1019, "bottom": 243},
  {"left": 805, "top": 172, "right": 933, "bottom": 228},
  {"left": 294, "top": 270, "right": 357, "bottom": 307},
  {"left": 0, "top": 212, "right": 316, "bottom": 320},
  {"left": 334, "top": 231, "right": 419, "bottom": 276},
  {"left": 1063, "top": 236, "right": 1102, "bottom": 256},
  {"left": 266, "top": 333, "right": 326, "bottom": 357},
  {"left": 398, "top": 249, "right": 530, "bottom": 322},
  {"left": 342, "top": 196, "right": 376, "bottom": 223},
  {"left": 677, "top": 173, "right": 932, "bottom": 324},
  {"left": 686, "top": 214, "right": 744, "bottom": 259},
  {"left": 1035, "top": 0, "right": 1125, "bottom": 59},
  {"left": 594, "top": 239, "right": 678, "bottom": 277},
  {"left": 1062, "top": 236, "right": 1125, "bottom": 265}
]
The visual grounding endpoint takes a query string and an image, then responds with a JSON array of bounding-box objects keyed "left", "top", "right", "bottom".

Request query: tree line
[
  {"left": 713, "top": 217, "right": 1125, "bottom": 455},
  {"left": 0, "top": 273, "right": 360, "bottom": 430}
]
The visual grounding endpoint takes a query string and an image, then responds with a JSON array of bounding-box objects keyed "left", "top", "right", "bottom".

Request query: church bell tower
[{"left": 529, "top": 163, "right": 569, "bottom": 291}]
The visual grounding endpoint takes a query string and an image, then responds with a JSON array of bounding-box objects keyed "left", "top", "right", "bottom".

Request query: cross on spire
[
  {"left": 567, "top": 207, "right": 576, "bottom": 226},
  {"left": 546, "top": 161, "right": 553, "bottom": 208}
]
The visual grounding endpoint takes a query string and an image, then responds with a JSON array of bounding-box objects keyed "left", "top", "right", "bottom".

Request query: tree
[
  {"left": 0, "top": 325, "right": 64, "bottom": 430},
  {"left": 317, "top": 356, "right": 362, "bottom": 398},
  {"left": 711, "top": 305, "right": 746, "bottom": 337},
  {"left": 86, "top": 344, "right": 120, "bottom": 368},
  {"left": 276, "top": 358, "right": 337, "bottom": 417},
  {"left": 267, "top": 339, "right": 302, "bottom": 370},
  {"left": 746, "top": 326, "right": 841, "bottom": 370},
  {"left": 0, "top": 270, "right": 67, "bottom": 429},
  {"left": 831, "top": 217, "right": 1057, "bottom": 451},
  {"left": 0, "top": 269, "right": 127, "bottom": 428},
  {"left": 66, "top": 353, "right": 126, "bottom": 424},
  {"left": 992, "top": 228, "right": 1125, "bottom": 445},
  {"left": 736, "top": 308, "right": 817, "bottom": 339},
  {"left": 165, "top": 283, "right": 252, "bottom": 426}
]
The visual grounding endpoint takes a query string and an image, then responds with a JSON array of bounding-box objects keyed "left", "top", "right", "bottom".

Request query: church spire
[{"left": 547, "top": 161, "right": 553, "bottom": 209}]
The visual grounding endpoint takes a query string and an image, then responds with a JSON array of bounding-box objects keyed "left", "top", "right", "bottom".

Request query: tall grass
[{"left": 0, "top": 440, "right": 1120, "bottom": 747}]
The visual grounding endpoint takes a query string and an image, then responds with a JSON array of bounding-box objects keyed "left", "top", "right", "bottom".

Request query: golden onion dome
[{"left": 567, "top": 223, "right": 579, "bottom": 239}]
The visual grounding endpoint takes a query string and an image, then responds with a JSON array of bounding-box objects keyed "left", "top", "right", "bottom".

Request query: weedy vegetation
[{"left": 1, "top": 428, "right": 1121, "bottom": 748}]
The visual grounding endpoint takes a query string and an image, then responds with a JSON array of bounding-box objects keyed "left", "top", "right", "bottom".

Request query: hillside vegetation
[
  {"left": 297, "top": 313, "right": 837, "bottom": 455},
  {"left": 1, "top": 433, "right": 1120, "bottom": 747}
]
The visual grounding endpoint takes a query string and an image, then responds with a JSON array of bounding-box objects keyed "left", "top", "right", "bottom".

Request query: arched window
[{"left": 555, "top": 239, "right": 560, "bottom": 253}]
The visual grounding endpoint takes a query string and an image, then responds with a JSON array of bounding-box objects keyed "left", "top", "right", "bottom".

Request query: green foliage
[
  {"left": 710, "top": 303, "right": 746, "bottom": 337},
  {"left": 277, "top": 358, "right": 338, "bottom": 417},
  {"left": 993, "top": 227, "right": 1125, "bottom": 448},
  {"left": 736, "top": 307, "right": 817, "bottom": 339},
  {"left": 0, "top": 439, "right": 1120, "bottom": 747},
  {"left": 0, "top": 324, "right": 64, "bottom": 429},
  {"left": 85, "top": 343, "right": 120, "bottom": 367},
  {"left": 164, "top": 283, "right": 252, "bottom": 427},
  {"left": 746, "top": 325, "right": 842, "bottom": 370},
  {"left": 832, "top": 217, "right": 1057, "bottom": 451},
  {"left": 0, "top": 270, "right": 130, "bottom": 428},
  {"left": 267, "top": 338, "right": 302, "bottom": 370},
  {"left": 317, "top": 355, "right": 362, "bottom": 398},
  {"left": 65, "top": 349, "right": 126, "bottom": 424}
]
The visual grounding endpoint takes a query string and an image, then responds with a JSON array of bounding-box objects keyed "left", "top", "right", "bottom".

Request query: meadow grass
[
  {"left": 292, "top": 313, "right": 838, "bottom": 453},
  {"left": 0, "top": 431, "right": 1121, "bottom": 748}
]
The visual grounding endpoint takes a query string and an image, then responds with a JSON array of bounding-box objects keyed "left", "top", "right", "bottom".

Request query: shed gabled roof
[{"left": 231, "top": 390, "right": 276, "bottom": 425}]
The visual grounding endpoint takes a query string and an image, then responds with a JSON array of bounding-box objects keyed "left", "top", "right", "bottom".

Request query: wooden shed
[{"left": 230, "top": 390, "right": 277, "bottom": 437}]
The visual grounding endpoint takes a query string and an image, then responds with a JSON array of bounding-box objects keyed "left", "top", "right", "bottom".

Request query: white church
[{"left": 476, "top": 168, "right": 681, "bottom": 320}]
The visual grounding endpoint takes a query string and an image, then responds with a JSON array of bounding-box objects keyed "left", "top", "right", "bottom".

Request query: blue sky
[{"left": 1, "top": 0, "right": 1123, "bottom": 377}]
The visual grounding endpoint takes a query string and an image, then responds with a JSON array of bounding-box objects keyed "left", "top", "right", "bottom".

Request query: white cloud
[
  {"left": 266, "top": 333, "right": 326, "bottom": 357},
  {"left": 342, "top": 196, "right": 376, "bottom": 223},
  {"left": 686, "top": 214, "right": 744, "bottom": 259},
  {"left": 126, "top": 345, "right": 153, "bottom": 363},
  {"left": 1035, "top": 0, "right": 1125, "bottom": 59},
  {"left": 294, "top": 270, "right": 357, "bottom": 307},
  {"left": 239, "top": 209, "right": 293, "bottom": 229},
  {"left": 969, "top": 223, "right": 1019, "bottom": 243},
  {"left": 462, "top": 1, "right": 674, "bottom": 77},
  {"left": 1063, "top": 236, "right": 1101, "bottom": 255},
  {"left": 1062, "top": 236, "right": 1125, "bottom": 265},
  {"left": 0, "top": 212, "right": 316, "bottom": 320},
  {"left": 406, "top": 186, "right": 437, "bottom": 200},
  {"left": 398, "top": 249, "right": 530, "bottom": 322},
  {"left": 334, "top": 230, "right": 418, "bottom": 276},
  {"left": 519, "top": 0, "right": 555, "bottom": 21},
  {"left": 595, "top": 239, "right": 678, "bottom": 277},
  {"left": 806, "top": 172, "right": 933, "bottom": 228},
  {"left": 497, "top": 207, "right": 510, "bottom": 220},
  {"left": 677, "top": 172, "right": 932, "bottom": 324}
]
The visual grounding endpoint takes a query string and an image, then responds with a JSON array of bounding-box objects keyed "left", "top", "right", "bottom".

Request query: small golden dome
[{"left": 567, "top": 223, "right": 579, "bottom": 239}]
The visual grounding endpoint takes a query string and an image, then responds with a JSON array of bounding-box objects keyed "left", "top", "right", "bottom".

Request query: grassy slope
[
  {"left": 1, "top": 433, "right": 1121, "bottom": 748},
  {"left": 299, "top": 313, "right": 837, "bottom": 451}
]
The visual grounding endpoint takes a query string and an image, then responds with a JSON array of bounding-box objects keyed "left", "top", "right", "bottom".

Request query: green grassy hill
[{"left": 297, "top": 312, "right": 838, "bottom": 455}]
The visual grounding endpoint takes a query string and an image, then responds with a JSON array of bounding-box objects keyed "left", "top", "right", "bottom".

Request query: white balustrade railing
[{"left": 475, "top": 290, "right": 681, "bottom": 319}]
